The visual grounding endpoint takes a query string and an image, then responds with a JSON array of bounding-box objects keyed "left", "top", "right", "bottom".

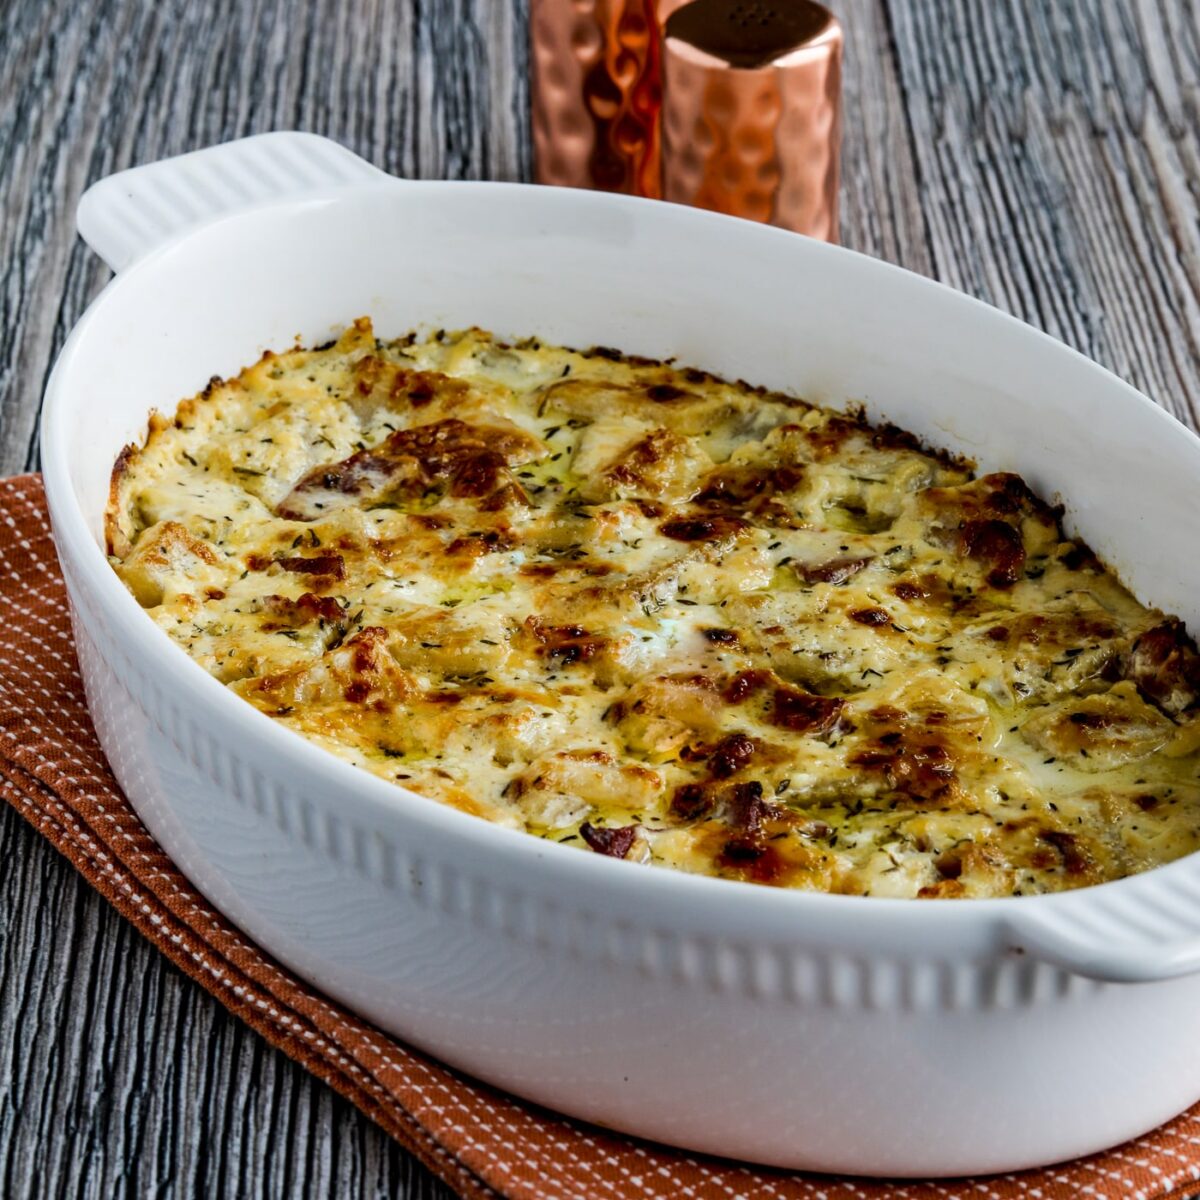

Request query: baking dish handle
[
  {"left": 1006, "top": 891, "right": 1200, "bottom": 984},
  {"left": 76, "top": 132, "right": 390, "bottom": 273}
]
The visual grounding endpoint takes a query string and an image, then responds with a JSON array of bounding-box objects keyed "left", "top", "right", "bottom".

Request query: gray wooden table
[{"left": 3, "top": 1, "right": 1200, "bottom": 1196}]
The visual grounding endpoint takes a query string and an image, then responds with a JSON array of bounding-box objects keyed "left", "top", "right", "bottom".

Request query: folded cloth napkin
[{"left": 2, "top": 471, "right": 1199, "bottom": 1200}]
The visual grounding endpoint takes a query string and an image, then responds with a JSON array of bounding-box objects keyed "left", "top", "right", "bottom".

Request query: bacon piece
[
  {"left": 1037, "top": 830, "right": 1093, "bottom": 876},
  {"left": 799, "top": 556, "right": 871, "bottom": 586},
  {"left": 960, "top": 518, "right": 1025, "bottom": 588},
  {"left": 708, "top": 732, "right": 757, "bottom": 779},
  {"left": 263, "top": 592, "right": 346, "bottom": 625},
  {"left": 525, "top": 616, "right": 608, "bottom": 665},
  {"left": 892, "top": 580, "right": 927, "bottom": 602},
  {"left": 980, "top": 473, "right": 1060, "bottom": 524},
  {"left": 672, "top": 779, "right": 793, "bottom": 877},
  {"left": 378, "top": 365, "right": 471, "bottom": 410},
  {"left": 723, "top": 669, "right": 772, "bottom": 704},
  {"left": 598, "top": 427, "right": 706, "bottom": 501},
  {"left": 579, "top": 822, "right": 638, "bottom": 859},
  {"left": 606, "top": 432, "right": 674, "bottom": 486},
  {"left": 923, "top": 474, "right": 1059, "bottom": 589},
  {"left": 658, "top": 514, "right": 747, "bottom": 542},
  {"left": 849, "top": 607, "right": 891, "bottom": 627},
  {"left": 1125, "top": 619, "right": 1200, "bottom": 714},
  {"left": 278, "top": 419, "right": 536, "bottom": 519},
  {"left": 726, "top": 780, "right": 769, "bottom": 833},
  {"left": 692, "top": 464, "right": 805, "bottom": 507},
  {"left": 770, "top": 687, "right": 845, "bottom": 734},
  {"left": 295, "top": 591, "right": 344, "bottom": 622},
  {"left": 446, "top": 527, "right": 519, "bottom": 557},
  {"left": 277, "top": 554, "right": 346, "bottom": 581},
  {"left": 670, "top": 782, "right": 715, "bottom": 820},
  {"left": 645, "top": 383, "right": 689, "bottom": 402},
  {"left": 849, "top": 719, "right": 960, "bottom": 806},
  {"left": 719, "top": 781, "right": 789, "bottom": 868}
]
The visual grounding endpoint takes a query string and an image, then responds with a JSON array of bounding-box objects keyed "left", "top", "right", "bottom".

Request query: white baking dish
[{"left": 39, "top": 132, "right": 1200, "bottom": 1177}]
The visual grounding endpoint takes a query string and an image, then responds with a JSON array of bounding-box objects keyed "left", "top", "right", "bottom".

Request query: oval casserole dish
[{"left": 39, "top": 133, "right": 1200, "bottom": 1176}]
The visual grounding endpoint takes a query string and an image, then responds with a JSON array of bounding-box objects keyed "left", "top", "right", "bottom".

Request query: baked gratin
[{"left": 106, "top": 319, "right": 1200, "bottom": 897}]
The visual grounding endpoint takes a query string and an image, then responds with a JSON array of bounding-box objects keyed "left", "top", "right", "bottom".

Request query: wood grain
[
  {"left": 885, "top": 0, "right": 1200, "bottom": 427},
  {"left": 2, "top": 0, "right": 1199, "bottom": 1196}
]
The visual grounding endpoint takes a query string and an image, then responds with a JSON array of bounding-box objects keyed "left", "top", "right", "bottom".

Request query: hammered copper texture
[
  {"left": 661, "top": 16, "right": 841, "bottom": 238},
  {"left": 530, "top": 0, "right": 689, "bottom": 195}
]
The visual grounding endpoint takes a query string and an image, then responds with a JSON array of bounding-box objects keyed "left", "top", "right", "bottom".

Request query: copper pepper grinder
[{"left": 530, "top": 0, "right": 841, "bottom": 241}]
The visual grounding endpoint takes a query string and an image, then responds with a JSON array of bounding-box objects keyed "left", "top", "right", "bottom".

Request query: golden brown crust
[
  {"left": 104, "top": 443, "right": 138, "bottom": 557},
  {"left": 106, "top": 320, "right": 1200, "bottom": 897}
]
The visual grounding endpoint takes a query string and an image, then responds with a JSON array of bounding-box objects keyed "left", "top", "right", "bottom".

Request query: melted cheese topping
[{"left": 106, "top": 319, "right": 1200, "bottom": 897}]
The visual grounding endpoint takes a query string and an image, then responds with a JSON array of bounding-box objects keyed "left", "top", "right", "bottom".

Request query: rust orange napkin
[{"left": 3, "top": 471, "right": 1199, "bottom": 1200}]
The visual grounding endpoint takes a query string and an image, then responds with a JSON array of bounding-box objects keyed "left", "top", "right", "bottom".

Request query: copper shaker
[
  {"left": 660, "top": 1, "right": 841, "bottom": 239},
  {"left": 530, "top": 0, "right": 690, "bottom": 198},
  {"left": 530, "top": 0, "right": 841, "bottom": 241}
]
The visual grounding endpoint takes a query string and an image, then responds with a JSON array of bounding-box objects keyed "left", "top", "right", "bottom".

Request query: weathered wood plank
[
  {"left": 886, "top": 0, "right": 1200, "bottom": 429},
  {"left": 839, "top": 1, "right": 935, "bottom": 276}
]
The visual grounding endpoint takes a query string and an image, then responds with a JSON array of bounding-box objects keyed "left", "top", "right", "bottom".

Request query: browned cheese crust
[{"left": 106, "top": 319, "right": 1200, "bottom": 896}]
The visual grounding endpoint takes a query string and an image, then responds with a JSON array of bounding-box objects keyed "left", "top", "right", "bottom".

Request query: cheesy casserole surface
[{"left": 107, "top": 320, "right": 1200, "bottom": 897}]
